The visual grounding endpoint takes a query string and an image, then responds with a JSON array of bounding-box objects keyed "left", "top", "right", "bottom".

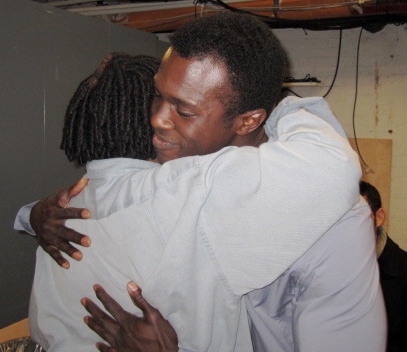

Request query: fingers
[
  {"left": 59, "top": 227, "right": 91, "bottom": 247},
  {"left": 93, "top": 284, "right": 128, "bottom": 323},
  {"left": 45, "top": 246, "right": 71, "bottom": 269},
  {"left": 54, "top": 178, "right": 89, "bottom": 208},
  {"left": 127, "top": 281, "right": 155, "bottom": 317},
  {"left": 32, "top": 199, "right": 90, "bottom": 225},
  {"left": 37, "top": 227, "right": 91, "bottom": 268},
  {"left": 82, "top": 297, "right": 118, "bottom": 346},
  {"left": 28, "top": 180, "right": 92, "bottom": 269},
  {"left": 126, "top": 282, "right": 179, "bottom": 350},
  {"left": 42, "top": 244, "right": 82, "bottom": 269},
  {"left": 68, "top": 178, "right": 89, "bottom": 198},
  {"left": 43, "top": 187, "right": 91, "bottom": 220},
  {"left": 51, "top": 207, "right": 91, "bottom": 221},
  {"left": 46, "top": 240, "right": 83, "bottom": 260},
  {"left": 96, "top": 342, "right": 117, "bottom": 352},
  {"left": 82, "top": 297, "right": 116, "bottom": 325},
  {"left": 38, "top": 226, "right": 90, "bottom": 260}
]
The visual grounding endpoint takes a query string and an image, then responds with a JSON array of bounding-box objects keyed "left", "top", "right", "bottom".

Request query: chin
[
  {"left": 155, "top": 147, "right": 183, "bottom": 164},
  {"left": 156, "top": 153, "right": 174, "bottom": 164}
]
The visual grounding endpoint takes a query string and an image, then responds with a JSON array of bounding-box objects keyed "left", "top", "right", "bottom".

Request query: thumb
[
  {"left": 69, "top": 177, "right": 89, "bottom": 198},
  {"left": 127, "top": 281, "right": 153, "bottom": 315}
]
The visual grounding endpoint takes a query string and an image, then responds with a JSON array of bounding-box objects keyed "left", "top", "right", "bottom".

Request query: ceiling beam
[{"left": 95, "top": 0, "right": 362, "bottom": 32}]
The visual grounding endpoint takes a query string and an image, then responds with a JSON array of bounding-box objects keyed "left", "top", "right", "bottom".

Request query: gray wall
[{"left": 0, "top": 0, "right": 167, "bottom": 328}]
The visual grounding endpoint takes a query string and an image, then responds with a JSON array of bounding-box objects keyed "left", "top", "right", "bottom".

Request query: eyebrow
[
  {"left": 156, "top": 86, "right": 197, "bottom": 108},
  {"left": 154, "top": 74, "right": 202, "bottom": 108}
]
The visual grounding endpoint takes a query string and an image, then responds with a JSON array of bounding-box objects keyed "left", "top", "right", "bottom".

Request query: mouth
[
  {"left": 152, "top": 133, "right": 177, "bottom": 150},
  {"left": 152, "top": 133, "right": 180, "bottom": 163}
]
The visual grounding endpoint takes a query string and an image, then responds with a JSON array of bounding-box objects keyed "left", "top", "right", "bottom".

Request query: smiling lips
[{"left": 152, "top": 133, "right": 177, "bottom": 150}]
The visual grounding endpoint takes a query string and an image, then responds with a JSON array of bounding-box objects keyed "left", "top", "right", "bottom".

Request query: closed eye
[{"left": 177, "top": 110, "right": 195, "bottom": 118}]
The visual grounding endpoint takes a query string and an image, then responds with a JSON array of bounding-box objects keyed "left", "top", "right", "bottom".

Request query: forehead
[{"left": 155, "top": 48, "right": 231, "bottom": 105}]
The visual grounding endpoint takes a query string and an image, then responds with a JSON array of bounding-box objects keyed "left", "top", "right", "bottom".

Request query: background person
[{"left": 360, "top": 180, "right": 407, "bottom": 352}]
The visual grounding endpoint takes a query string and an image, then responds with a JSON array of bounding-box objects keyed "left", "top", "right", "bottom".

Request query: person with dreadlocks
[
  {"left": 61, "top": 53, "right": 157, "bottom": 166},
  {"left": 28, "top": 52, "right": 162, "bottom": 351},
  {"left": 16, "top": 12, "right": 385, "bottom": 352}
]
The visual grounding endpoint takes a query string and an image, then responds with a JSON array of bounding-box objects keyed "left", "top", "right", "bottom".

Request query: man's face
[{"left": 151, "top": 48, "right": 241, "bottom": 163}]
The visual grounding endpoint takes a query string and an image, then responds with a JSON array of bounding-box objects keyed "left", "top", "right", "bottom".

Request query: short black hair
[
  {"left": 61, "top": 53, "right": 160, "bottom": 165},
  {"left": 360, "top": 180, "right": 382, "bottom": 214},
  {"left": 170, "top": 12, "right": 287, "bottom": 123}
]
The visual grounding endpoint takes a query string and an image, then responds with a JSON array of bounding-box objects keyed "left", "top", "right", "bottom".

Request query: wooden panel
[
  {"left": 0, "top": 318, "right": 30, "bottom": 343},
  {"left": 277, "top": 0, "right": 355, "bottom": 20},
  {"left": 349, "top": 138, "right": 392, "bottom": 228}
]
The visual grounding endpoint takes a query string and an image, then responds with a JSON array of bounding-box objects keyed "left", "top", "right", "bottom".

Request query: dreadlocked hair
[
  {"left": 60, "top": 53, "right": 160, "bottom": 165},
  {"left": 170, "top": 11, "right": 287, "bottom": 125}
]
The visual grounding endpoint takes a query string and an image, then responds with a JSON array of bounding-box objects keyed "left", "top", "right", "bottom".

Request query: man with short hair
[
  {"left": 360, "top": 180, "right": 407, "bottom": 352},
  {"left": 16, "top": 12, "right": 386, "bottom": 352}
]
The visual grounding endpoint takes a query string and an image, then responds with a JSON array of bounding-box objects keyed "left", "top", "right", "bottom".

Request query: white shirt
[
  {"left": 24, "top": 97, "right": 365, "bottom": 351},
  {"left": 246, "top": 197, "right": 386, "bottom": 352}
]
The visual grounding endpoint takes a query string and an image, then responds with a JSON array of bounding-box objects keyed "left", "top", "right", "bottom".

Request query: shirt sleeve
[
  {"left": 198, "top": 108, "right": 362, "bottom": 295},
  {"left": 13, "top": 201, "right": 38, "bottom": 235}
]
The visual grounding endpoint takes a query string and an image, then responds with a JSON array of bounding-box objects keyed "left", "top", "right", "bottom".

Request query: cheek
[
  {"left": 180, "top": 134, "right": 202, "bottom": 155},
  {"left": 189, "top": 133, "right": 226, "bottom": 156},
  {"left": 178, "top": 122, "right": 205, "bottom": 146},
  {"left": 176, "top": 116, "right": 228, "bottom": 155},
  {"left": 177, "top": 131, "right": 211, "bottom": 158}
]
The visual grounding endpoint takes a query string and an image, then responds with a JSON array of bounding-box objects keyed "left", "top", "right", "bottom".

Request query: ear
[
  {"left": 234, "top": 109, "right": 267, "bottom": 136},
  {"left": 375, "top": 208, "right": 386, "bottom": 228}
]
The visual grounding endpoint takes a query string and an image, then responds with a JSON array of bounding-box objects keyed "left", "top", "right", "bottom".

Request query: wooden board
[
  {"left": 0, "top": 318, "right": 30, "bottom": 343},
  {"left": 349, "top": 138, "right": 392, "bottom": 228}
]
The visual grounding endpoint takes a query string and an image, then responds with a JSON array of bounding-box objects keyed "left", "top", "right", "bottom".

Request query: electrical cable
[
  {"left": 323, "top": 29, "right": 342, "bottom": 98},
  {"left": 351, "top": 27, "right": 371, "bottom": 171},
  {"left": 284, "top": 74, "right": 321, "bottom": 84},
  {"left": 282, "top": 29, "right": 341, "bottom": 99},
  {"left": 283, "top": 88, "right": 302, "bottom": 98}
]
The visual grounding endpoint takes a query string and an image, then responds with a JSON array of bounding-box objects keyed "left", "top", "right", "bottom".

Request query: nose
[{"left": 151, "top": 99, "right": 174, "bottom": 131}]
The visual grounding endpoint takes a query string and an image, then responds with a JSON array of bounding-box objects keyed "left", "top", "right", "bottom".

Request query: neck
[
  {"left": 253, "top": 129, "right": 269, "bottom": 147},
  {"left": 237, "top": 128, "right": 268, "bottom": 148},
  {"left": 376, "top": 228, "right": 387, "bottom": 257}
]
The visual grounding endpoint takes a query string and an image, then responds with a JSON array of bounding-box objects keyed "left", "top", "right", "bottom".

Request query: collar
[
  {"left": 376, "top": 228, "right": 387, "bottom": 257},
  {"left": 378, "top": 234, "right": 401, "bottom": 278}
]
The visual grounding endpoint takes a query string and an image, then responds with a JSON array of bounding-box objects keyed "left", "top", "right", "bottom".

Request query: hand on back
[
  {"left": 31, "top": 177, "right": 91, "bottom": 268},
  {"left": 81, "top": 282, "right": 179, "bottom": 352}
]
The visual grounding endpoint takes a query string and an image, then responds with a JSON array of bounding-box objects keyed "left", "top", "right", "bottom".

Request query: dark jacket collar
[{"left": 379, "top": 235, "right": 400, "bottom": 278}]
